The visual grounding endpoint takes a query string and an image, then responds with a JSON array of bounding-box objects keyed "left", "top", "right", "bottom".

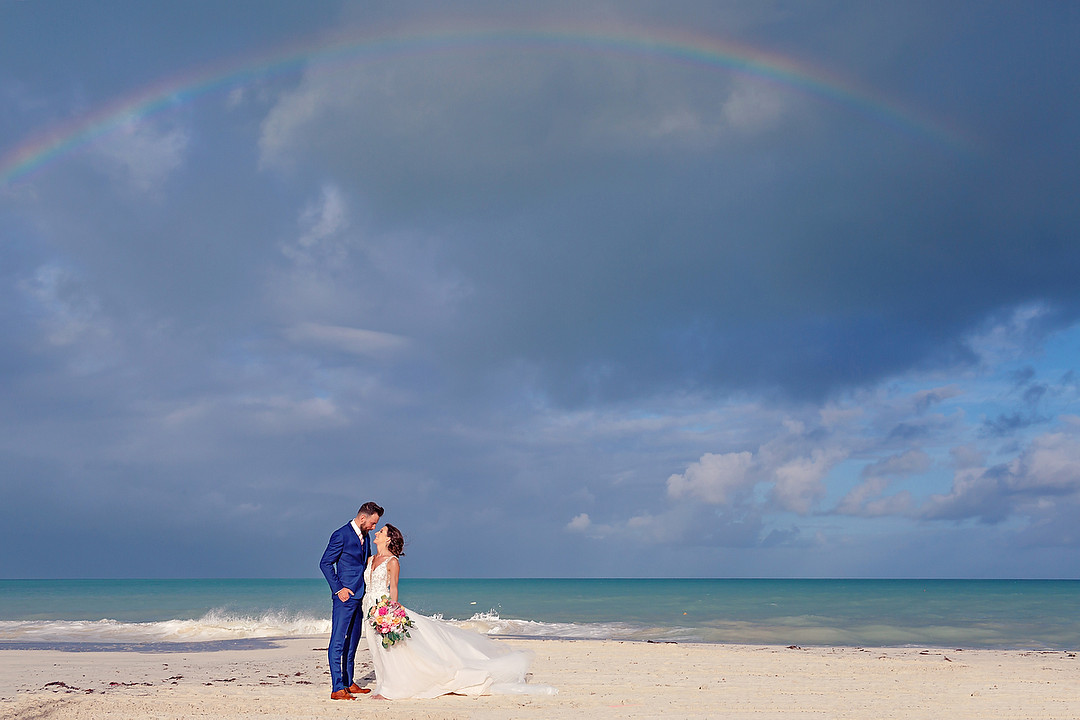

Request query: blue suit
[{"left": 320, "top": 522, "right": 371, "bottom": 691}]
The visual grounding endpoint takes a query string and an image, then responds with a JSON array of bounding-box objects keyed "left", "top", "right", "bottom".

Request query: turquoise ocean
[{"left": 1, "top": 579, "right": 1077, "bottom": 650}]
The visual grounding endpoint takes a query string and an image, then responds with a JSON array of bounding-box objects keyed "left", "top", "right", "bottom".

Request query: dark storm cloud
[{"left": 259, "top": 3, "right": 1080, "bottom": 405}]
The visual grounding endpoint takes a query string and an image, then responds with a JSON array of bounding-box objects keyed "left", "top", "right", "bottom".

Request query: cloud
[
  {"left": 981, "top": 411, "right": 1046, "bottom": 438},
  {"left": 720, "top": 78, "right": 788, "bottom": 132},
  {"left": 226, "top": 87, "right": 246, "bottom": 109},
  {"left": 264, "top": 188, "right": 470, "bottom": 347},
  {"left": 258, "top": 29, "right": 758, "bottom": 175},
  {"left": 911, "top": 386, "right": 964, "bottom": 414},
  {"left": 1010, "top": 419, "right": 1080, "bottom": 492},
  {"left": 885, "top": 411, "right": 963, "bottom": 443},
  {"left": 5, "top": 2, "right": 1080, "bottom": 578},
  {"left": 666, "top": 451, "right": 754, "bottom": 505},
  {"left": 978, "top": 366, "right": 1063, "bottom": 438},
  {"left": 567, "top": 513, "right": 591, "bottom": 531},
  {"left": 287, "top": 184, "right": 350, "bottom": 264},
  {"left": 283, "top": 322, "right": 410, "bottom": 358},
  {"left": 666, "top": 421, "right": 848, "bottom": 516},
  {"left": 965, "top": 304, "right": 1059, "bottom": 368},
  {"left": 90, "top": 118, "right": 189, "bottom": 194},
  {"left": 239, "top": 395, "right": 348, "bottom": 434},
  {"left": 834, "top": 476, "right": 913, "bottom": 517},
  {"left": 861, "top": 449, "right": 933, "bottom": 479},
  {"left": 629, "top": 371, "right": 1080, "bottom": 549},
  {"left": 245, "top": 9, "right": 1080, "bottom": 408},
  {"left": 832, "top": 449, "right": 928, "bottom": 517},
  {"left": 17, "top": 264, "right": 108, "bottom": 347},
  {"left": 563, "top": 512, "right": 620, "bottom": 540},
  {"left": 14, "top": 264, "right": 124, "bottom": 376},
  {"left": 770, "top": 448, "right": 846, "bottom": 514},
  {"left": 564, "top": 501, "right": 768, "bottom": 550},
  {"left": 168, "top": 394, "right": 347, "bottom": 436},
  {"left": 921, "top": 417, "right": 1080, "bottom": 524}
]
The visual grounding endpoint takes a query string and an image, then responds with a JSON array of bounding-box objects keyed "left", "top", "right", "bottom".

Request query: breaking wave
[
  {"left": 0, "top": 610, "right": 333, "bottom": 643},
  {"left": 0, "top": 608, "right": 697, "bottom": 645}
]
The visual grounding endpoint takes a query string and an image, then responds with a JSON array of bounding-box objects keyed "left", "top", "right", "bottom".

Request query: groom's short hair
[{"left": 357, "top": 501, "right": 384, "bottom": 517}]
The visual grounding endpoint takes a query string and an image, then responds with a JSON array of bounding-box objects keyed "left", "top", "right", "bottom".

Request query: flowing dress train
[{"left": 362, "top": 557, "right": 556, "bottom": 699}]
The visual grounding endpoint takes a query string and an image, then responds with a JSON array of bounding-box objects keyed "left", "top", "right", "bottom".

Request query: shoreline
[
  {"left": 3, "top": 636, "right": 1080, "bottom": 719},
  {"left": 2, "top": 631, "right": 1075, "bottom": 653}
]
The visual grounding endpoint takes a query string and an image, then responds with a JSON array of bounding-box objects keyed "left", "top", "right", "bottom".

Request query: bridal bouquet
[{"left": 367, "top": 595, "right": 414, "bottom": 649}]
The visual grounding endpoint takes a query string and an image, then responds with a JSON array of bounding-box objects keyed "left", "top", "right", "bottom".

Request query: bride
[{"left": 361, "top": 524, "right": 556, "bottom": 699}]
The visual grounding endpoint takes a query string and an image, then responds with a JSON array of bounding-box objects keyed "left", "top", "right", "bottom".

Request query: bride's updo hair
[{"left": 385, "top": 524, "right": 405, "bottom": 557}]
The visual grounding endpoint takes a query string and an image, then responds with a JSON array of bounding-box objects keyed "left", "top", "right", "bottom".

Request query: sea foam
[
  {"left": 0, "top": 609, "right": 656, "bottom": 644},
  {"left": 0, "top": 610, "right": 332, "bottom": 643}
]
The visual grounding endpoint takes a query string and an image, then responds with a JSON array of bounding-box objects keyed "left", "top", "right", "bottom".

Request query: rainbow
[{"left": 0, "top": 22, "right": 972, "bottom": 185}]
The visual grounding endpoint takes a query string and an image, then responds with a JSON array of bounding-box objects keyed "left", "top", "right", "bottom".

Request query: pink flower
[{"left": 368, "top": 597, "right": 412, "bottom": 647}]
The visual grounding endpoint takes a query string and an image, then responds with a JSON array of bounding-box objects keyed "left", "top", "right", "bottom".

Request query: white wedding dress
[{"left": 362, "top": 557, "right": 556, "bottom": 699}]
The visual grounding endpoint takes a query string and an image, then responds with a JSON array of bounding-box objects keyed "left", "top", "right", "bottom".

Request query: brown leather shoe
[
  {"left": 347, "top": 683, "right": 372, "bottom": 694},
  {"left": 330, "top": 689, "right": 356, "bottom": 700}
]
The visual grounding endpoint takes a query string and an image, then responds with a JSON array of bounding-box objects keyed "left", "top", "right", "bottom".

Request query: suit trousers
[{"left": 328, "top": 592, "right": 365, "bottom": 691}]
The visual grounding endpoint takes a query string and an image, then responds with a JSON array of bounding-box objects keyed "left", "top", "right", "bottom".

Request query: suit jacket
[{"left": 319, "top": 522, "right": 371, "bottom": 596}]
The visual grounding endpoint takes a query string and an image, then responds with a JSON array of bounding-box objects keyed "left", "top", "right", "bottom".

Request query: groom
[{"left": 320, "top": 501, "right": 384, "bottom": 700}]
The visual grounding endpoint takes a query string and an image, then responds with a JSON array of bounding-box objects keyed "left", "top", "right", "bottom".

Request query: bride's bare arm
[{"left": 387, "top": 557, "right": 400, "bottom": 603}]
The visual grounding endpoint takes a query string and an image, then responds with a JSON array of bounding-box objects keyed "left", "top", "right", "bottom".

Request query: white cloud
[
  {"left": 666, "top": 412, "right": 849, "bottom": 515},
  {"left": 258, "top": 73, "right": 332, "bottom": 167},
  {"left": 565, "top": 512, "right": 617, "bottom": 539},
  {"left": 1008, "top": 419, "right": 1080, "bottom": 492},
  {"left": 91, "top": 118, "right": 188, "bottom": 193},
  {"left": 833, "top": 449, "right": 927, "bottom": 517},
  {"left": 263, "top": 182, "right": 470, "bottom": 346},
  {"left": 298, "top": 184, "right": 348, "bottom": 249},
  {"left": 282, "top": 184, "right": 351, "bottom": 267},
  {"left": 919, "top": 464, "right": 1005, "bottom": 523},
  {"left": 835, "top": 476, "right": 914, "bottom": 517},
  {"left": 19, "top": 265, "right": 102, "bottom": 345},
  {"left": 567, "top": 513, "right": 591, "bottom": 531},
  {"left": 284, "top": 322, "right": 410, "bottom": 358},
  {"left": 769, "top": 448, "right": 845, "bottom": 514},
  {"left": 650, "top": 108, "right": 706, "bottom": 139},
  {"left": 965, "top": 302, "right": 1054, "bottom": 367},
  {"left": 226, "top": 87, "right": 246, "bottom": 109},
  {"left": 667, "top": 451, "right": 754, "bottom": 504},
  {"left": 920, "top": 416, "right": 1080, "bottom": 523},
  {"left": 720, "top": 78, "right": 787, "bottom": 132}
]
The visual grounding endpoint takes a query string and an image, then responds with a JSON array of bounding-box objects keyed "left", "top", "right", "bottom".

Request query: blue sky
[{"left": 2, "top": 1, "right": 1079, "bottom": 579}]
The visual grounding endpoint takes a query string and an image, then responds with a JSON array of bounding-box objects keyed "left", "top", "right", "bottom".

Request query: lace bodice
[{"left": 362, "top": 556, "right": 394, "bottom": 616}]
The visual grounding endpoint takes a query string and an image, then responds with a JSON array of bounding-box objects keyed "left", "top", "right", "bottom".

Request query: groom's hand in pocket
[{"left": 336, "top": 588, "right": 354, "bottom": 602}]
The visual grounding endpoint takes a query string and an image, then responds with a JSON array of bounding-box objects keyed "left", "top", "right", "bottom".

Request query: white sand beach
[{"left": 2, "top": 636, "right": 1079, "bottom": 719}]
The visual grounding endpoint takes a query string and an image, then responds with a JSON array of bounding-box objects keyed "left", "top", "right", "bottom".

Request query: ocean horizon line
[{"left": 4, "top": 576, "right": 1079, "bottom": 582}]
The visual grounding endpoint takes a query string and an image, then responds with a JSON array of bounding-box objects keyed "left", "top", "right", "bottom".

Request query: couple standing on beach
[{"left": 319, "top": 501, "right": 555, "bottom": 700}]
